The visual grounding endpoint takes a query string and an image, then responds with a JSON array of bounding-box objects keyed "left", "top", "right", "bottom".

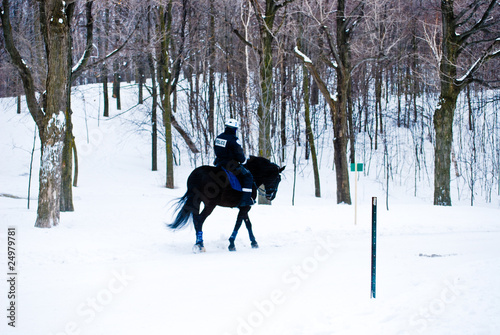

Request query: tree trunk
[
  {"left": 158, "top": 2, "right": 175, "bottom": 189},
  {"left": 333, "top": 79, "right": 352, "bottom": 204},
  {"left": 433, "top": 0, "right": 499, "bottom": 205},
  {"left": 36, "top": 114, "right": 66, "bottom": 228},
  {"left": 250, "top": 0, "right": 282, "bottom": 205},
  {"left": 163, "top": 92, "right": 174, "bottom": 189},
  {"left": 102, "top": 71, "right": 110, "bottom": 117},
  {"left": 149, "top": 54, "right": 158, "bottom": 171},
  {"left": 113, "top": 60, "right": 121, "bottom": 110},
  {"left": 280, "top": 52, "right": 287, "bottom": 163},
  {"left": 36, "top": 1, "right": 71, "bottom": 227},
  {"left": 61, "top": 0, "right": 94, "bottom": 212},
  {"left": 2, "top": 0, "right": 72, "bottom": 226},
  {"left": 60, "top": 108, "right": 74, "bottom": 212},
  {"left": 250, "top": 0, "right": 280, "bottom": 160},
  {"left": 294, "top": 47, "right": 350, "bottom": 204},
  {"left": 102, "top": 8, "right": 110, "bottom": 117},
  {"left": 258, "top": 34, "right": 273, "bottom": 159},
  {"left": 72, "top": 139, "right": 78, "bottom": 187},
  {"left": 433, "top": 0, "right": 460, "bottom": 206},
  {"left": 60, "top": 2, "right": 75, "bottom": 213},
  {"left": 208, "top": 0, "right": 215, "bottom": 137},
  {"left": 303, "top": 68, "right": 321, "bottom": 198},
  {"left": 333, "top": 0, "right": 352, "bottom": 204},
  {"left": 434, "top": 86, "right": 459, "bottom": 205},
  {"left": 374, "top": 63, "right": 382, "bottom": 150},
  {"left": 137, "top": 62, "right": 144, "bottom": 105}
]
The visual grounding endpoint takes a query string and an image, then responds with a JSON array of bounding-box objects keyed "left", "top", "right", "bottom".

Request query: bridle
[
  {"left": 255, "top": 174, "right": 281, "bottom": 199},
  {"left": 256, "top": 184, "right": 267, "bottom": 196}
]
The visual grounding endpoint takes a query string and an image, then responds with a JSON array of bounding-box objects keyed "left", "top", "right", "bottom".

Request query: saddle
[{"left": 221, "top": 167, "right": 242, "bottom": 192}]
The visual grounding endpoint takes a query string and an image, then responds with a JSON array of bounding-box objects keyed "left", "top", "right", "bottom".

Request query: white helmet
[{"left": 225, "top": 118, "right": 239, "bottom": 129}]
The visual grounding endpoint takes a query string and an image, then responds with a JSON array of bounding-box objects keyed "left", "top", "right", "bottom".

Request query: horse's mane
[{"left": 246, "top": 156, "right": 279, "bottom": 173}]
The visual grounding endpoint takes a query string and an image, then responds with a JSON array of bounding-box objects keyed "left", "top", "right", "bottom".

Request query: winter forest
[
  {"left": 1, "top": 2, "right": 500, "bottom": 334},
  {"left": 1, "top": 0, "right": 499, "bottom": 229}
]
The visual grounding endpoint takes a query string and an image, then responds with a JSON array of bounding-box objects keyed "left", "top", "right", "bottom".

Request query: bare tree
[
  {"left": 431, "top": 0, "right": 499, "bottom": 206},
  {"left": 2, "top": 0, "right": 72, "bottom": 227},
  {"left": 233, "top": 0, "right": 295, "bottom": 159}
]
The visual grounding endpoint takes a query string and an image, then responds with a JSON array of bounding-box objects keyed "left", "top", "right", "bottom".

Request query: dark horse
[{"left": 168, "top": 156, "right": 285, "bottom": 252}]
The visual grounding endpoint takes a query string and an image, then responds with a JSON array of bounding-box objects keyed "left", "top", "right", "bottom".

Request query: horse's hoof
[
  {"left": 228, "top": 245, "right": 237, "bottom": 252},
  {"left": 251, "top": 242, "right": 259, "bottom": 249},
  {"left": 193, "top": 244, "right": 206, "bottom": 253}
]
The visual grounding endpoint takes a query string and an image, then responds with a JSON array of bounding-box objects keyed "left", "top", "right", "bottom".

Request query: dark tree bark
[
  {"left": 247, "top": 0, "right": 295, "bottom": 159},
  {"left": 207, "top": 0, "right": 215, "bottom": 138},
  {"left": 1, "top": 0, "right": 72, "bottom": 227},
  {"left": 307, "top": 0, "right": 362, "bottom": 205},
  {"left": 433, "top": 0, "right": 500, "bottom": 206},
  {"left": 157, "top": 2, "right": 174, "bottom": 188},
  {"left": 102, "top": 8, "right": 110, "bottom": 117},
  {"left": 149, "top": 53, "right": 158, "bottom": 172},
  {"left": 295, "top": 47, "right": 350, "bottom": 204},
  {"left": 157, "top": 0, "right": 190, "bottom": 188},
  {"left": 61, "top": 0, "right": 94, "bottom": 212},
  {"left": 280, "top": 48, "right": 288, "bottom": 163},
  {"left": 302, "top": 65, "right": 321, "bottom": 198},
  {"left": 113, "top": 59, "right": 121, "bottom": 110}
]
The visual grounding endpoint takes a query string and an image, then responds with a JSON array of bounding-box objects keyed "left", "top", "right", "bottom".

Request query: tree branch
[
  {"left": 320, "top": 26, "right": 342, "bottom": 72},
  {"left": 455, "top": 0, "right": 483, "bottom": 28},
  {"left": 1, "top": 0, "right": 44, "bottom": 127},
  {"left": 275, "top": 0, "right": 295, "bottom": 10},
  {"left": 294, "top": 46, "right": 338, "bottom": 116},
  {"left": 344, "top": 1, "right": 365, "bottom": 38},
  {"left": 232, "top": 26, "right": 258, "bottom": 51},
  {"left": 154, "top": 101, "right": 200, "bottom": 154},
  {"left": 82, "top": 23, "right": 137, "bottom": 72},
  {"left": 456, "top": 39, "right": 500, "bottom": 88},
  {"left": 170, "top": 0, "right": 188, "bottom": 93},
  {"left": 458, "top": 0, "right": 497, "bottom": 43},
  {"left": 71, "top": 0, "right": 94, "bottom": 81}
]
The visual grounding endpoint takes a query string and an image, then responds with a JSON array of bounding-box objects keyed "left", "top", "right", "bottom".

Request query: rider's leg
[{"left": 237, "top": 166, "right": 254, "bottom": 206}]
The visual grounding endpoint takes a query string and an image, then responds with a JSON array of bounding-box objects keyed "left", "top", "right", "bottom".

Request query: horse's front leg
[
  {"left": 228, "top": 206, "right": 257, "bottom": 251},
  {"left": 244, "top": 214, "right": 259, "bottom": 248},
  {"left": 228, "top": 207, "right": 249, "bottom": 251},
  {"left": 228, "top": 218, "right": 243, "bottom": 252}
]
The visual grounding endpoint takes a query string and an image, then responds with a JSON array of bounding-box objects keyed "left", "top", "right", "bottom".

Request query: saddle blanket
[{"left": 221, "top": 168, "right": 242, "bottom": 192}]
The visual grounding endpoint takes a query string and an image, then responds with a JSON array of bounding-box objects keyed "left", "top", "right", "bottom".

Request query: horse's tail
[{"left": 167, "top": 189, "right": 198, "bottom": 230}]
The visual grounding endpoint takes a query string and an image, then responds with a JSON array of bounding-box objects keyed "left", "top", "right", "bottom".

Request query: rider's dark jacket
[{"left": 213, "top": 128, "right": 245, "bottom": 170}]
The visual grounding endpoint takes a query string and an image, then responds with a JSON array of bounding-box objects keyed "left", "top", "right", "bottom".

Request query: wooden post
[{"left": 351, "top": 163, "right": 363, "bottom": 225}]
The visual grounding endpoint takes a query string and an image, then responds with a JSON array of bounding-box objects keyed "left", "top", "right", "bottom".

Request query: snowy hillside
[{"left": 1, "top": 84, "right": 500, "bottom": 335}]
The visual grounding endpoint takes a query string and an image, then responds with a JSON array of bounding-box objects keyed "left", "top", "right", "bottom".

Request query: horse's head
[
  {"left": 246, "top": 156, "right": 285, "bottom": 201},
  {"left": 263, "top": 165, "right": 285, "bottom": 201}
]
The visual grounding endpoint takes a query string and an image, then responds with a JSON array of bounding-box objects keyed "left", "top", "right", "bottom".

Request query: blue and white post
[{"left": 371, "top": 197, "right": 377, "bottom": 299}]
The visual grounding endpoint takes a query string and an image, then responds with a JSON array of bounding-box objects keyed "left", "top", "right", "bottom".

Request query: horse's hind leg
[{"left": 193, "top": 203, "right": 215, "bottom": 253}]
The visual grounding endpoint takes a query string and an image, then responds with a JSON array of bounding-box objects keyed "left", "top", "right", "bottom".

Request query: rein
[
  {"left": 256, "top": 184, "right": 266, "bottom": 196},
  {"left": 254, "top": 181, "right": 278, "bottom": 197}
]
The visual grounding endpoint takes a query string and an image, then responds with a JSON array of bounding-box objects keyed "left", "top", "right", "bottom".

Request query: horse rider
[{"left": 214, "top": 118, "right": 255, "bottom": 207}]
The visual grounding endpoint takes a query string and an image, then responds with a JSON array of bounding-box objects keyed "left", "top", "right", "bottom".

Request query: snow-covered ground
[{"left": 1, "top": 84, "right": 499, "bottom": 335}]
